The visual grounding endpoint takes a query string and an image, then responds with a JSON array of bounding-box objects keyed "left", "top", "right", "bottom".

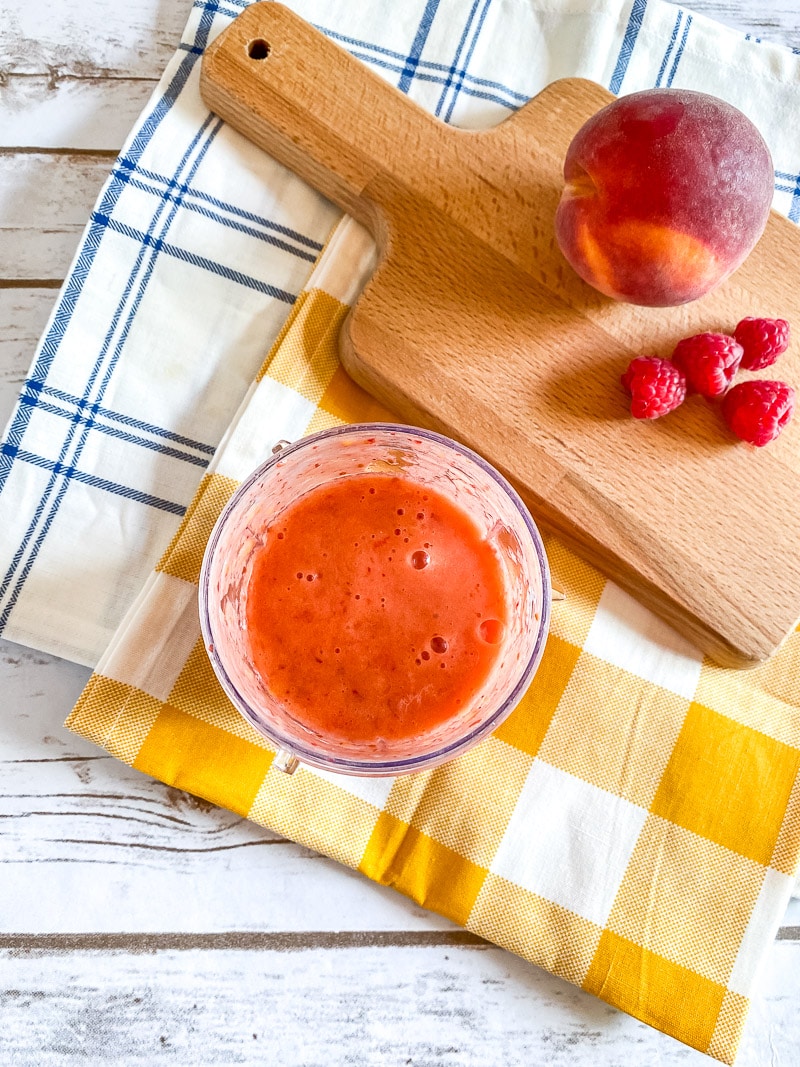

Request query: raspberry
[
  {"left": 671, "top": 333, "right": 743, "bottom": 397},
  {"left": 721, "top": 380, "right": 795, "bottom": 447},
  {"left": 733, "top": 317, "right": 790, "bottom": 370},
  {"left": 621, "top": 357, "right": 687, "bottom": 419}
]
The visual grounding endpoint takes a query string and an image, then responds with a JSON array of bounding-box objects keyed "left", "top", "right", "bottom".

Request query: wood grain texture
[
  {"left": 0, "top": 290, "right": 51, "bottom": 380},
  {"left": 1, "top": 941, "right": 800, "bottom": 1066},
  {"left": 684, "top": 0, "right": 800, "bottom": 49},
  {"left": 0, "top": 153, "right": 113, "bottom": 279},
  {"left": 200, "top": 3, "right": 800, "bottom": 668},
  {"left": 0, "top": 78, "right": 157, "bottom": 150},
  {"left": 0, "top": 639, "right": 449, "bottom": 937},
  {"left": 0, "top": 0, "right": 181, "bottom": 150},
  {"left": 0, "top": 0, "right": 183, "bottom": 76}
]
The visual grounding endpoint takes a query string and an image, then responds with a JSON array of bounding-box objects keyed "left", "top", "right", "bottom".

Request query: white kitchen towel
[{"left": 2, "top": 0, "right": 800, "bottom": 668}]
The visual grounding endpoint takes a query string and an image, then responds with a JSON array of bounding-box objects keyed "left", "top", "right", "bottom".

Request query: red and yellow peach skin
[{"left": 555, "top": 89, "right": 774, "bottom": 307}]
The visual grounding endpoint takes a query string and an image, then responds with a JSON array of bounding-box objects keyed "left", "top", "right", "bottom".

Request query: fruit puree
[{"left": 244, "top": 473, "right": 509, "bottom": 744}]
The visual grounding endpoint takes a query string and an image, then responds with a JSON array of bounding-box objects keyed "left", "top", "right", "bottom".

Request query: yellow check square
[
  {"left": 388, "top": 737, "right": 532, "bottom": 869},
  {"left": 493, "top": 634, "right": 580, "bottom": 757},
  {"left": 651, "top": 702, "right": 800, "bottom": 865},
  {"left": 249, "top": 768, "right": 384, "bottom": 870},
  {"left": 538, "top": 653, "right": 688, "bottom": 807},
  {"left": 360, "top": 812, "right": 487, "bottom": 926},
  {"left": 608, "top": 815, "right": 764, "bottom": 984},
  {"left": 318, "top": 364, "right": 397, "bottom": 424},
  {"left": 157, "top": 472, "right": 238, "bottom": 585},
  {"left": 772, "top": 772, "right": 800, "bottom": 874},
  {"left": 707, "top": 991, "right": 749, "bottom": 1064},
  {"left": 67, "top": 675, "right": 163, "bottom": 763},
  {"left": 584, "top": 930, "right": 726, "bottom": 1054},
  {"left": 168, "top": 637, "right": 273, "bottom": 746},
  {"left": 469, "top": 873, "right": 601, "bottom": 985},
  {"left": 541, "top": 532, "right": 606, "bottom": 648},
  {"left": 258, "top": 288, "right": 346, "bottom": 399}
]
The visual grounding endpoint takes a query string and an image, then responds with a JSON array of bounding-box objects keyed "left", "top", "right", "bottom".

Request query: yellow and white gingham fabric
[{"left": 68, "top": 216, "right": 800, "bottom": 1064}]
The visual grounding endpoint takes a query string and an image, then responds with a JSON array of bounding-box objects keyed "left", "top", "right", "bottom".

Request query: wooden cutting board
[{"left": 200, "top": 3, "right": 800, "bottom": 668}]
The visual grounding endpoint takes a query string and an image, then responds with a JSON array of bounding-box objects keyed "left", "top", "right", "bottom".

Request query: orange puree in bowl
[{"left": 245, "top": 474, "right": 509, "bottom": 744}]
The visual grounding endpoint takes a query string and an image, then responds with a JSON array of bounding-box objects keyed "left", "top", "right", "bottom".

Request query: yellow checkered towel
[{"left": 67, "top": 217, "right": 800, "bottom": 1063}]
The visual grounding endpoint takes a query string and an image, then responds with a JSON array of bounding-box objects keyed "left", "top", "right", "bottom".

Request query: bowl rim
[{"left": 198, "top": 422, "right": 552, "bottom": 776}]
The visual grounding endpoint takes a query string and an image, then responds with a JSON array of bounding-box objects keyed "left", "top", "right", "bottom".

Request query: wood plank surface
[
  {"left": 2, "top": 1, "right": 800, "bottom": 1065},
  {"left": 0, "top": 290, "right": 52, "bottom": 382},
  {"left": 0, "top": 640, "right": 453, "bottom": 935},
  {"left": 0, "top": 0, "right": 181, "bottom": 150},
  {"left": 1, "top": 941, "right": 799, "bottom": 1067},
  {"left": 688, "top": 0, "right": 800, "bottom": 49},
  {"left": 0, "top": 0, "right": 183, "bottom": 74},
  {"left": 0, "top": 153, "right": 114, "bottom": 279},
  {"left": 0, "top": 79, "right": 158, "bottom": 151}
]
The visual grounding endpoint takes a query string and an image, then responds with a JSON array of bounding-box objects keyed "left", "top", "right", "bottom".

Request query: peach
[{"left": 554, "top": 89, "right": 774, "bottom": 306}]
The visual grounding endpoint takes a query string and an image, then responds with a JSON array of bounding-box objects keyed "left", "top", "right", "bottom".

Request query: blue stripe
[
  {"left": 0, "top": 43, "right": 206, "bottom": 497},
  {"left": 609, "top": 0, "right": 648, "bottom": 94},
  {"left": 123, "top": 0, "right": 218, "bottom": 168},
  {"left": 397, "top": 0, "right": 442, "bottom": 94},
  {"left": 188, "top": 0, "right": 221, "bottom": 52},
  {"left": 35, "top": 383, "right": 215, "bottom": 454},
  {"left": 0, "top": 219, "right": 108, "bottom": 490},
  {"left": 666, "top": 13, "right": 692, "bottom": 86},
  {"left": 443, "top": 0, "right": 493, "bottom": 124},
  {"left": 434, "top": 0, "right": 482, "bottom": 118},
  {"left": 341, "top": 47, "right": 522, "bottom": 110},
  {"left": 117, "top": 161, "right": 324, "bottom": 250},
  {"left": 109, "top": 172, "right": 318, "bottom": 263},
  {"left": 94, "top": 212, "right": 297, "bottom": 300},
  {"left": 17, "top": 393, "right": 210, "bottom": 469},
  {"left": 184, "top": 2, "right": 529, "bottom": 113},
  {"left": 788, "top": 179, "right": 800, "bottom": 224},
  {"left": 775, "top": 169, "right": 800, "bottom": 219},
  {"left": 655, "top": 11, "right": 682, "bottom": 87},
  {"left": 72, "top": 126, "right": 222, "bottom": 449},
  {"left": 0, "top": 70, "right": 220, "bottom": 629},
  {"left": 3, "top": 449, "right": 186, "bottom": 516},
  {"left": 193, "top": 0, "right": 245, "bottom": 15},
  {"left": 33, "top": 381, "right": 216, "bottom": 452},
  {"left": 207, "top": 1, "right": 244, "bottom": 18},
  {"left": 316, "top": 25, "right": 529, "bottom": 104}
]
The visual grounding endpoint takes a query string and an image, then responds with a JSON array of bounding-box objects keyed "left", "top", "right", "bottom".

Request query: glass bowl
[{"left": 199, "top": 424, "right": 551, "bottom": 776}]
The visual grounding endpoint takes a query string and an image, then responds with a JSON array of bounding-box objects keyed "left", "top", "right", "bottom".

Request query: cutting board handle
[{"left": 201, "top": 3, "right": 451, "bottom": 229}]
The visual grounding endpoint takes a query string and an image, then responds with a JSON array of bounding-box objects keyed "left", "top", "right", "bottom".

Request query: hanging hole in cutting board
[{"left": 248, "top": 38, "right": 270, "bottom": 59}]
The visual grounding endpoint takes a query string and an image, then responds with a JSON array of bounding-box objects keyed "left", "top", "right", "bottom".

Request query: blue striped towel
[{"left": 3, "top": 0, "right": 800, "bottom": 667}]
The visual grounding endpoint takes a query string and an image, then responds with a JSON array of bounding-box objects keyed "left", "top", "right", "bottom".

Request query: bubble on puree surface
[{"left": 245, "top": 474, "right": 510, "bottom": 743}]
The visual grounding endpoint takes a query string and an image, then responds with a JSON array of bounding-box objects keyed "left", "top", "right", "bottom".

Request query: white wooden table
[{"left": 2, "top": 2, "right": 799, "bottom": 1063}]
